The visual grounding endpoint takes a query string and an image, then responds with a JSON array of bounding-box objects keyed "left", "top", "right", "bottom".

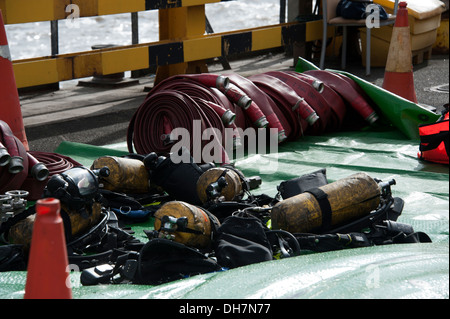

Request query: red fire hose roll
[
  {"left": 0, "top": 121, "right": 29, "bottom": 194},
  {"left": 149, "top": 75, "right": 245, "bottom": 134},
  {"left": 209, "top": 87, "right": 246, "bottom": 130},
  {"left": 227, "top": 74, "right": 287, "bottom": 143},
  {"left": 0, "top": 137, "right": 29, "bottom": 194},
  {"left": 265, "top": 71, "right": 332, "bottom": 134},
  {"left": 20, "top": 151, "right": 80, "bottom": 200},
  {"left": 0, "top": 120, "right": 25, "bottom": 174},
  {"left": 249, "top": 73, "right": 320, "bottom": 138},
  {"left": 285, "top": 71, "right": 325, "bottom": 93},
  {"left": 172, "top": 74, "right": 230, "bottom": 91},
  {"left": 129, "top": 91, "right": 205, "bottom": 155},
  {"left": 200, "top": 98, "right": 236, "bottom": 126},
  {"left": 0, "top": 141, "right": 11, "bottom": 167},
  {"left": 199, "top": 99, "right": 241, "bottom": 149},
  {"left": 220, "top": 83, "right": 269, "bottom": 129},
  {"left": 286, "top": 71, "right": 347, "bottom": 131},
  {"left": 249, "top": 74, "right": 302, "bottom": 139},
  {"left": 150, "top": 77, "right": 221, "bottom": 104},
  {"left": 254, "top": 73, "right": 320, "bottom": 126},
  {"left": 26, "top": 152, "right": 49, "bottom": 182},
  {"left": 28, "top": 151, "right": 80, "bottom": 176},
  {"left": 304, "top": 70, "right": 378, "bottom": 124},
  {"left": 128, "top": 91, "right": 230, "bottom": 164}
]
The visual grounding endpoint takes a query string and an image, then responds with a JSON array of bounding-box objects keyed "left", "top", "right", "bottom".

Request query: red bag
[{"left": 418, "top": 105, "right": 449, "bottom": 165}]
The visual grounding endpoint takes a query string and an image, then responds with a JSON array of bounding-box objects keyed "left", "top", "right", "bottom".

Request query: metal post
[
  {"left": 131, "top": 12, "right": 139, "bottom": 45},
  {"left": 290, "top": 0, "right": 314, "bottom": 65},
  {"left": 50, "top": 20, "right": 58, "bottom": 56},
  {"left": 131, "top": 12, "right": 140, "bottom": 78},
  {"left": 280, "top": 0, "right": 286, "bottom": 23}
]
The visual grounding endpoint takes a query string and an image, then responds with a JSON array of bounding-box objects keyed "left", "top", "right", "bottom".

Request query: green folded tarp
[{"left": 1, "top": 127, "right": 448, "bottom": 299}]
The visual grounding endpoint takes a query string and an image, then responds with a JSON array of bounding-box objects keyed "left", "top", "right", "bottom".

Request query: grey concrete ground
[{"left": 21, "top": 51, "right": 449, "bottom": 153}]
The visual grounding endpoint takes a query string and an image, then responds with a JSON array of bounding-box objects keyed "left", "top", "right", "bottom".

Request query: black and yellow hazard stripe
[
  {"left": 145, "top": 0, "right": 234, "bottom": 10},
  {"left": 12, "top": 21, "right": 322, "bottom": 88}
]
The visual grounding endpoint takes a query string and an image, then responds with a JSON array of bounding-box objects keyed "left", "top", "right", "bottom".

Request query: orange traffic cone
[
  {"left": 382, "top": 2, "right": 418, "bottom": 103},
  {"left": 0, "top": 10, "right": 29, "bottom": 150},
  {"left": 24, "top": 198, "right": 73, "bottom": 299}
]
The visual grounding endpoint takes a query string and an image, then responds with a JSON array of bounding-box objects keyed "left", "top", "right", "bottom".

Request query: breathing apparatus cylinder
[
  {"left": 153, "top": 201, "right": 220, "bottom": 249},
  {"left": 270, "top": 173, "right": 381, "bottom": 233},
  {"left": 91, "top": 156, "right": 149, "bottom": 193},
  {"left": 196, "top": 167, "right": 244, "bottom": 204},
  {"left": 7, "top": 202, "right": 102, "bottom": 250},
  {"left": 144, "top": 148, "right": 214, "bottom": 205},
  {"left": 7, "top": 166, "right": 105, "bottom": 249}
]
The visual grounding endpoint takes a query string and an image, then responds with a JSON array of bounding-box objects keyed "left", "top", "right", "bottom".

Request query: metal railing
[{"left": 1, "top": 0, "right": 321, "bottom": 89}]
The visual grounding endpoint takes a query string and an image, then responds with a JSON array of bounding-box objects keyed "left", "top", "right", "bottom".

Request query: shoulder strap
[{"left": 305, "top": 188, "right": 332, "bottom": 233}]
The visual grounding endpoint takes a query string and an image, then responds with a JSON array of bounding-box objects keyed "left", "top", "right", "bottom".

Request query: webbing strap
[{"left": 306, "top": 188, "right": 332, "bottom": 232}]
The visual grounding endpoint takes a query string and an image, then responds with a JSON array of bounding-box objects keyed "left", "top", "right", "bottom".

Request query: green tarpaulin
[
  {"left": 1, "top": 58, "right": 448, "bottom": 299},
  {"left": 1, "top": 127, "right": 448, "bottom": 299}
]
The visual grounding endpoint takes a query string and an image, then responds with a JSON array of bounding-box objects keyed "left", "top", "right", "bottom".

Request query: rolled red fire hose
[
  {"left": 26, "top": 152, "right": 49, "bottom": 182},
  {"left": 149, "top": 74, "right": 250, "bottom": 130},
  {"left": 248, "top": 74, "right": 298, "bottom": 139},
  {"left": 227, "top": 74, "right": 287, "bottom": 143},
  {"left": 264, "top": 71, "right": 332, "bottom": 134},
  {"left": 249, "top": 73, "right": 320, "bottom": 139},
  {"left": 148, "top": 75, "right": 244, "bottom": 139},
  {"left": 20, "top": 151, "right": 81, "bottom": 200},
  {"left": 0, "top": 120, "right": 24, "bottom": 174},
  {"left": 221, "top": 83, "right": 269, "bottom": 129},
  {"left": 128, "top": 90, "right": 230, "bottom": 164},
  {"left": 284, "top": 71, "right": 325, "bottom": 93},
  {"left": 161, "top": 74, "right": 229, "bottom": 92},
  {"left": 1, "top": 118, "right": 81, "bottom": 197},
  {"left": 128, "top": 69, "right": 380, "bottom": 163},
  {"left": 209, "top": 87, "right": 247, "bottom": 130},
  {"left": 0, "top": 121, "right": 28, "bottom": 193},
  {"left": 0, "top": 136, "right": 29, "bottom": 194},
  {"left": 27, "top": 151, "right": 80, "bottom": 176},
  {"left": 0, "top": 141, "right": 11, "bottom": 167},
  {"left": 304, "top": 70, "right": 378, "bottom": 124},
  {"left": 285, "top": 71, "right": 347, "bottom": 131}
]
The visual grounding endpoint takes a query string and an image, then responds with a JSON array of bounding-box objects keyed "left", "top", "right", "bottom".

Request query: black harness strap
[{"left": 306, "top": 188, "right": 332, "bottom": 233}]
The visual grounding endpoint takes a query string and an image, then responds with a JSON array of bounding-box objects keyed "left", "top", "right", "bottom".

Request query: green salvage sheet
[{"left": 1, "top": 127, "right": 448, "bottom": 299}]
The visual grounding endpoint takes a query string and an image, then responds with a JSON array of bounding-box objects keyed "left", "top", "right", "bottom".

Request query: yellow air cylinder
[
  {"left": 196, "top": 167, "right": 243, "bottom": 204},
  {"left": 153, "top": 201, "right": 219, "bottom": 249},
  {"left": 8, "top": 202, "right": 102, "bottom": 250},
  {"left": 270, "top": 172, "right": 381, "bottom": 233},
  {"left": 91, "top": 156, "right": 149, "bottom": 193}
]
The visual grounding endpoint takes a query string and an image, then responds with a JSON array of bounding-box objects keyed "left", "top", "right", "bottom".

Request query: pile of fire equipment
[{"left": 0, "top": 147, "right": 431, "bottom": 285}]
